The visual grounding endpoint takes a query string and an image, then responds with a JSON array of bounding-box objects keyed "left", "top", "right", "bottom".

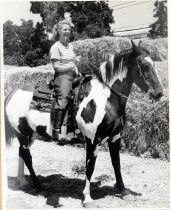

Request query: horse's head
[{"left": 131, "top": 40, "right": 163, "bottom": 101}]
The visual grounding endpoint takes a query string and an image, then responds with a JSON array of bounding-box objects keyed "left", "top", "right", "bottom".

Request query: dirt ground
[{"left": 5, "top": 139, "right": 170, "bottom": 209}]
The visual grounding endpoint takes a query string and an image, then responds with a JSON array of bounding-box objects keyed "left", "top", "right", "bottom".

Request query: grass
[{"left": 72, "top": 159, "right": 85, "bottom": 176}]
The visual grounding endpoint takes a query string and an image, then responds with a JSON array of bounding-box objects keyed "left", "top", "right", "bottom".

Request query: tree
[
  {"left": 3, "top": 19, "right": 49, "bottom": 66},
  {"left": 148, "top": 0, "right": 167, "bottom": 38},
  {"left": 30, "top": 1, "right": 114, "bottom": 40},
  {"left": 17, "top": 19, "right": 35, "bottom": 55},
  {"left": 3, "top": 21, "right": 20, "bottom": 56}
]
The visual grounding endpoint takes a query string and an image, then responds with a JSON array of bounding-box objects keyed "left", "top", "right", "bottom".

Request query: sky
[
  {"left": 108, "top": 0, "right": 155, "bottom": 31},
  {"left": 2, "top": 1, "right": 42, "bottom": 26},
  {"left": 2, "top": 0, "right": 156, "bottom": 31}
]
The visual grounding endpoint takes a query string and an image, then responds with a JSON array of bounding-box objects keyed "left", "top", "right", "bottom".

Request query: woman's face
[{"left": 58, "top": 23, "right": 71, "bottom": 42}]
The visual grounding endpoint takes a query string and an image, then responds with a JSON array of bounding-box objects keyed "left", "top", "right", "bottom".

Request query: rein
[
  {"left": 79, "top": 57, "right": 129, "bottom": 100},
  {"left": 78, "top": 47, "right": 142, "bottom": 101}
]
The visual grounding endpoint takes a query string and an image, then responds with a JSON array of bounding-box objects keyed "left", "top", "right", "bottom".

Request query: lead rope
[
  {"left": 80, "top": 58, "right": 100, "bottom": 74},
  {"left": 110, "top": 87, "right": 129, "bottom": 99}
]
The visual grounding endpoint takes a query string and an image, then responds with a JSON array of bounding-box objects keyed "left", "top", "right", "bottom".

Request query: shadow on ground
[{"left": 8, "top": 175, "right": 142, "bottom": 208}]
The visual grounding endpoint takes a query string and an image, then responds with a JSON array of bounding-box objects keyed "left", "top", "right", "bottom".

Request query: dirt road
[{"left": 5, "top": 139, "right": 170, "bottom": 209}]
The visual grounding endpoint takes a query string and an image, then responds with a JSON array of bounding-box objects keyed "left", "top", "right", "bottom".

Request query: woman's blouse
[{"left": 50, "top": 41, "right": 78, "bottom": 73}]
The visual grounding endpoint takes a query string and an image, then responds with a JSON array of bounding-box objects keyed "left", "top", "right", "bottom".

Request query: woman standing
[{"left": 50, "top": 13, "right": 80, "bottom": 144}]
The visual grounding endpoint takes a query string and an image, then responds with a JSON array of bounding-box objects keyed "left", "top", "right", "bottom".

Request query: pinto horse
[{"left": 5, "top": 41, "right": 163, "bottom": 207}]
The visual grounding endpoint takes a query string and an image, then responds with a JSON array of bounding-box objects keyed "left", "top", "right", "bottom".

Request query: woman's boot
[
  {"left": 52, "top": 109, "right": 64, "bottom": 140},
  {"left": 52, "top": 109, "right": 70, "bottom": 145}
]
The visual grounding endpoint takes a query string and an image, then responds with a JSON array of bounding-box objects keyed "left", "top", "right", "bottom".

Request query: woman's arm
[{"left": 51, "top": 59, "right": 76, "bottom": 72}]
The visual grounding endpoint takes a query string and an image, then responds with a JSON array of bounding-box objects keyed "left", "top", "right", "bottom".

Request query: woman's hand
[
  {"left": 75, "top": 56, "right": 81, "bottom": 66},
  {"left": 52, "top": 60, "right": 76, "bottom": 72}
]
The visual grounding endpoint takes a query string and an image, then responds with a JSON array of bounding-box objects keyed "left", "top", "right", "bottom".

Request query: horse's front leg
[
  {"left": 108, "top": 137, "right": 126, "bottom": 195},
  {"left": 83, "top": 138, "right": 100, "bottom": 207}
]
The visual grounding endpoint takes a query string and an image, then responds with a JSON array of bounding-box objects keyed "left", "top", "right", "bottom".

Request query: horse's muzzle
[{"left": 150, "top": 91, "right": 164, "bottom": 101}]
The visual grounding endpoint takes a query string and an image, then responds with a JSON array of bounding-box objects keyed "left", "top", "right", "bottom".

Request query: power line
[
  {"left": 109, "top": 1, "right": 136, "bottom": 8},
  {"left": 112, "top": 1, "right": 151, "bottom": 11},
  {"left": 114, "top": 26, "right": 150, "bottom": 33},
  {"left": 114, "top": 23, "right": 151, "bottom": 30}
]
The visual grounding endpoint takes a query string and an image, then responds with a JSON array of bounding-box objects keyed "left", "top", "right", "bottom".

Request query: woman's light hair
[
  {"left": 51, "top": 12, "right": 74, "bottom": 42},
  {"left": 57, "top": 19, "right": 72, "bottom": 30}
]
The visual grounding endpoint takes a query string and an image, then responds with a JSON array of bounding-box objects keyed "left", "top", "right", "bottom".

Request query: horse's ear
[
  {"left": 131, "top": 40, "right": 138, "bottom": 51},
  {"left": 131, "top": 40, "right": 135, "bottom": 47},
  {"left": 138, "top": 40, "right": 142, "bottom": 47},
  {"left": 131, "top": 40, "right": 142, "bottom": 56}
]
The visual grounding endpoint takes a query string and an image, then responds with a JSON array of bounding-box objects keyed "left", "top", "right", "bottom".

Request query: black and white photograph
[{"left": 1, "top": 0, "right": 170, "bottom": 209}]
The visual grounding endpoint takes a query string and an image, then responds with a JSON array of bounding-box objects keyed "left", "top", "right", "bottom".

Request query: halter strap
[
  {"left": 111, "top": 88, "right": 129, "bottom": 99},
  {"left": 104, "top": 82, "right": 128, "bottom": 99},
  {"left": 136, "top": 58, "right": 143, "bottom": 78}
]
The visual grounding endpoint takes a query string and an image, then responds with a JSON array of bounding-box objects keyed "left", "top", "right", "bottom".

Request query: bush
[
  {"left": 17, "top": 49, "right": 50, "bottom": 67},
  {"left": 4, "top": 37, "right": 167, "bottom": 67},
  {"left": 4, "top": 55, "right": 19, "bottom": 66}
]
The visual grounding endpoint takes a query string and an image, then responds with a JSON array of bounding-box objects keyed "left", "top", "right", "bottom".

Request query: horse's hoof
[
  {"left": 83, "top": 202, "right": 99, "bottom": 208},
  {"left": 121, "top": 188, "right": 130, "bottom": 197},
  {"left": 114, "top": 184, "right": 123, "bottom": 196},
  {"left": 114, "top": 184, "right": 130, "bottom": 197}
]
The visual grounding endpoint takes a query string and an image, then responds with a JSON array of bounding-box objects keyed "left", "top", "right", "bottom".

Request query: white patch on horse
[
  {"left": 26, "top": 110, "right": 51, "bottom": 135},
  {"left": 76, "top": 79, "right": 110, "bottom": 143},
  {"left": 144, "top": 57, "right": 154, "bottom": 67},
  {"left": 144, "top": 56, "right": 163, "bottom": 88},
  {"left": 101, "top": 136, "right": 109, "bottom": 145},
  {"left": 100, "top": 61, "right": 107, "bottom": 82},
  {"left": 109, "top": 55, "right": 114, "bottom": 72},
  {"left": 111, "top": 133, "right": 121, "bottom": 143},
  {"left": 100, "top": 55, "right": 127, "bottom": 87},
  {"left": 6, "top": 89, "right": 33, "bottom": 133},
  {"left": 93, "top": 144, "right": 100, "bottom": 157},
  {"left": 100, "top": 55, "right": 115, "bottom": 84},
  {"left": 109, "top": 65, "right": 128, "bottom": 87}
]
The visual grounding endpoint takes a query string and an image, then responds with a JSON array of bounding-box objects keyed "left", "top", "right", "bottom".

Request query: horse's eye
[{"left": 142, "top": 64, "right": 149, "bottom": 72}]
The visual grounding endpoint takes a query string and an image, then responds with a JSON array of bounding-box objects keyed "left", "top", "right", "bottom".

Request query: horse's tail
[{"left": 4, "top": 93, "right": 16, "bottom": 146}]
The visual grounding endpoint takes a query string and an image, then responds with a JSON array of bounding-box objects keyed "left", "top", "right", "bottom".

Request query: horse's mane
[{"left": 99, "top": 49, "right": 133, "bottom": 85}]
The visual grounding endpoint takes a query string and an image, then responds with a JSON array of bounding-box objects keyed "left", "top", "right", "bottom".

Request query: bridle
[
  {"left": 136, "top": 57, "right": 144, "bottom": 79},
  {"left": 79, "top": 57, "right": 130, "bottom": 100},
  {"left": 78, "top": 51, "right": 148, "bottom": 101}
]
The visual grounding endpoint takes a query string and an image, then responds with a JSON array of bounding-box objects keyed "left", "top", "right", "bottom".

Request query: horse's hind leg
[
  {"left": 17, "top": 132, "right": 36, "bottom": 186},
  {"left": 17, "top": 132, "right": 41, "bottom": 188},
  {"left": 17, "top": 156, "right": 27, "bottom": 186}
]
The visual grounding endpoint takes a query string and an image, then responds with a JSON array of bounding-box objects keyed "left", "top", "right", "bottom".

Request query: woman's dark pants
[{"left": 51, "top": 71, "right": 76, "bottom": 142}]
